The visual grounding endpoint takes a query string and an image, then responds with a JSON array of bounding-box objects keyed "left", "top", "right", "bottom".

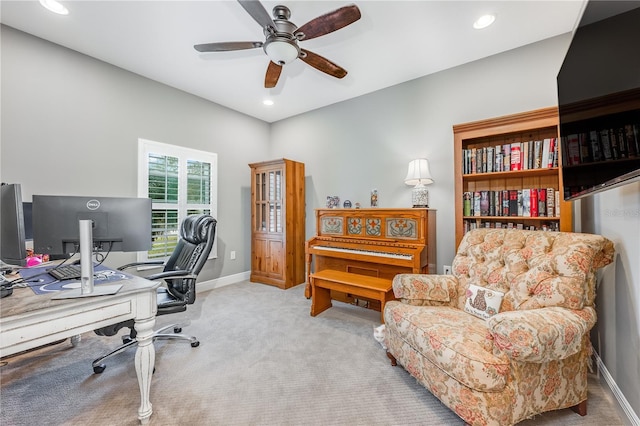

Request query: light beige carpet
[{"left": 0, "top": 281, "right": 625, "bottom": 425}]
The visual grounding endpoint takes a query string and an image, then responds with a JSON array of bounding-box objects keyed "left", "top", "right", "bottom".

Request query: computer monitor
[
  {"left": 32, "top": 195, "right": 152, "bottom": 255},
  {"left": 1, "top": 183, "right": 28, "bottom": 267},
  {"left": 22, "top": 202, "right": 33, "bottom": 241}
]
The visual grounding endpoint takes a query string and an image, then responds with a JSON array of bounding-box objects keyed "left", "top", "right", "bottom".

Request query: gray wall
[
  {"left": 0, "top": 25, "right": 270, "bottom": 280},
  {"left": 2, "top": 24, "right": 638, "bottom": 420}
]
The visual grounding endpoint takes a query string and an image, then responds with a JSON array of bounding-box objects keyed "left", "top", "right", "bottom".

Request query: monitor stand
[{"left": 52, "top": 219, "right": 121, "bottom": 299}]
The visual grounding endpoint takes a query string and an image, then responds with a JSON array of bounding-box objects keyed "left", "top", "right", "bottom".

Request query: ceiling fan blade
[
  {"left": 194, "top": 41, "right": 263, "bottom": 52},
  {"left": 295, "top": 4, "right": 361, "bottom": 41},
  {"left": 265, "top": 61, "right": 283, "bottom": 88},
  {"left": 300, "top": 49, "right": 347, "bottom": 79},
  {"left": 238, "top": 0, "right": 276, "bottom": 31}
]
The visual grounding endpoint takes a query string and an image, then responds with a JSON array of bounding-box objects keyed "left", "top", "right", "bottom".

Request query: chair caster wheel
[
  {"left": 93, "top": 364, "right": 106, "bottom": 374},
  {"left": 174, "top": 327, "right": 182, "bottom": 333},
  {"left": 191, "top": 341, "right": 200, "bottom": 348},
  {"left": 122, "top": 336, "right": 134, "bottom": 344}
]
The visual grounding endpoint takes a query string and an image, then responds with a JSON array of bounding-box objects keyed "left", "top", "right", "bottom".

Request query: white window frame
[{"left": 137, "top": 138, "right": 218, "bottom": 263}]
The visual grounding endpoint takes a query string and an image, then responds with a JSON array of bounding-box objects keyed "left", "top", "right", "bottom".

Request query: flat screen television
[
  {"left": 0, "top": 183, "right": 27, "bottom": 267},
  {"left": 32, "top": 195, "right": 152, "bottom": 255},
  {"left": 557, "top": 1, "right": 640, "bottom": 201}
]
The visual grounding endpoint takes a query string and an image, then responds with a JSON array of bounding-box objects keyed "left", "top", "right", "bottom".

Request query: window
[{"left": 138, "top": 139, "right": 217, "bottom": 262}]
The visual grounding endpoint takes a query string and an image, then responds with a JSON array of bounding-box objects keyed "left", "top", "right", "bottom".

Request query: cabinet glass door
[{"left": 255, "top": 168, "right": 283, "bottom": 233}]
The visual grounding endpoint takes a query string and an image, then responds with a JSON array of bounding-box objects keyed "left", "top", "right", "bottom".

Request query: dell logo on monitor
[{"left": 86, "top": 199, "right": 101, "bottom": 210}]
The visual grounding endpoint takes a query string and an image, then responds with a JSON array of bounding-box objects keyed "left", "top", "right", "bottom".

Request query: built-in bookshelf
[{"left": 453, "top": 107, "right": 573, "bottom": 248}]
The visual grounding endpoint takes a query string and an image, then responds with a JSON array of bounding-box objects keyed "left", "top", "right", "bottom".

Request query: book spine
[
  {"left": 530, "top": 188, "right": 538, "bottom": 217},
  {"left": 600, "top": 129, "right": 613, "bottom": 160},
  {"left": 616, "top": 127, "right": 628, "bottom": 158},
  {"left": 538, "top": 188, "right": 546, "bottom": 217},
  {"left": 517, "top": 190, "right": 524, "bottom": 216},
  {"left": 541, "top": 139, "right": 550, "bottom": 169},
  {"left": 522, "top": 188, "right": 530, "bottom": 217},
  {"left": 546, "top": 187, "right": 555, "bottom": 217},
  {"left": 480, "top": 191, "right": 489, "bottom": 216},
  {"left": 547, "top": 138, "right": 555, "bottom": 168},
  {"left": 510, "top": 143, "right": 521, "bottom": 170},
  {"left": 473, "top": 192, "right": 481, "bottom": 217},
  {"left": 503, "top": 144, "right": 511, "bottom": 171},
  {"left": 569, "top": 135, "right": 581, "bottom": 166},
  {"left": 522, "top": 141, "right": 529, "bottom": 170},
  {"left": 463, "top": 192, "right": 472, "bottom": 216},
  {"left": 471, "top": 148, "right": 476, "bottom": 173},
  {"left": 626, "top": 124, "right": 639, "bottom": 157},
  {"left": 509, "top": 190, "right": 518, "bottom": 216},
  {"left": 482, "top": 147, "right": 487, "bottom": 173},
  {"left": 589, "top": 130, "right": 603, "bottom": 161},
  {"left": 578, "top": 133, "right": 591, "bottom": 163},
  {"left": 502, "top": 190, "right": 510, "bottom": 216}
]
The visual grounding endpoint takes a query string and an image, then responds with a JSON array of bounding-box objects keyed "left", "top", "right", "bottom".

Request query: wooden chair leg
[
  {"left": 386, "top": 351, "right": 397, "bottom": 366},
  {"left": 571, "top": 399, "right": 587, "bottom": 416}
]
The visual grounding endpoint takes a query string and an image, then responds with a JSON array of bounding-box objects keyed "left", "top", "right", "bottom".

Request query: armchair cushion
[
  {"left": 387, "top": 302, "right": 510, "bottom": 392},
  {"left": 488, "top": 306, "right": 597, "bottom": 363},
  {"left": 392, "top": 274, "right": 458, "bottom": 307}
]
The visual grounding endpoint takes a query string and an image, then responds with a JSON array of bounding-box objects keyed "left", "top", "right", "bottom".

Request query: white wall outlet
[
  {"left": 443, "top": 265, "right": 452, "bottom": 275},
  {"left": 230, "top": 251, "right": 236, "bottom": 260}
]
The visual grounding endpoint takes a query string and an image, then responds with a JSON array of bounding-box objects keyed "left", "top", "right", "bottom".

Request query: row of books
[
  {"left": 562, "top": 123, "right": 640, "bottom": 166},
  {"left": 462, "top": 138, "right": 558, "bottom": 175},
  {"left": 464, "top": 220, "right": 560, "bottom": 234},
  {"left": 463, "top": 188, "right": 560, "bottom": 218}
]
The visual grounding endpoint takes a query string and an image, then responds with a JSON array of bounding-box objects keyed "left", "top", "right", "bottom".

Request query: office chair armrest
[
  {"left": 118, "top": 261, "right": 165, "bottom": 271},
  {"left": 145, "top": 270, "right": 198, "bottom": 281}
]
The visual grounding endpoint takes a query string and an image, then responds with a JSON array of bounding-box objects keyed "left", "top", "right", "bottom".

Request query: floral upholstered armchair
[{"left": 383, "top": 229, "right": 614, "bottom": 426}]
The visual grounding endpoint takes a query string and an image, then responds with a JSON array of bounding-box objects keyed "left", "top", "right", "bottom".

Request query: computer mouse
[{"left": 0, "top": 282, "right": 13, "bottom": 298}]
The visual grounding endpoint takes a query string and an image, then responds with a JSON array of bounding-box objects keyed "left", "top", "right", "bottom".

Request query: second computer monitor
[{"left": 32, "top": 195, "right": 152, "bottom": 255}]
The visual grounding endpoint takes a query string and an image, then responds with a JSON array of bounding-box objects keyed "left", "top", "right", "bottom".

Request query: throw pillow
[{"left": 464, "top": 284, "right": 504, "bottom": 320}]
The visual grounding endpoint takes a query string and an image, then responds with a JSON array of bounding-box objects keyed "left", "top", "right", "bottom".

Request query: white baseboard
[
  {"left": 196, "top": 270, "right": 250, "bottom": 293},
  {"left": 593, "top": 350, "right": 640, "bottom": 426}
]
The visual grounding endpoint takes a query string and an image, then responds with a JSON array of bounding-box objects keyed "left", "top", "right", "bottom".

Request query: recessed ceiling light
[
  {"left": 39, "top": 0, "right": 69, "bottom": 15},
  {"left": 473, "top": 14, "right": 495, "bottom": 30},
  {"left": 263, "top": 99, "right": 274, "bottom": 106}
]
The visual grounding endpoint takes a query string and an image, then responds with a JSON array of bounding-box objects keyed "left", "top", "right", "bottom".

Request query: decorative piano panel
[
  {"left": 317, "top": 209, "right": 428, "bottom": 242},
  {"left": 305, "top": 208, "right": 437, "bottom": 303}
]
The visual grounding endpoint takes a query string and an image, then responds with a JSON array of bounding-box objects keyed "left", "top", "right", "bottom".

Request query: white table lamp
[{"left": 405, "top": 158, "right": 434, "bottom": 208}]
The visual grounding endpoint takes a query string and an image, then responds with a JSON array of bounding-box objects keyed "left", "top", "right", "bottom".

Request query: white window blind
[{"left": 138, "top": 139, "right": 217, "bottom": 262}]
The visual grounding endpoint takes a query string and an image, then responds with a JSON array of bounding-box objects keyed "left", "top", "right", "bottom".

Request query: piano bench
[{"left": 309, "top": 270, "right": 394, "bottom": 323}]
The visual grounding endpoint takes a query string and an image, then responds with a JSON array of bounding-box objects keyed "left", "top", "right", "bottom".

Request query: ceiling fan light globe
[{"left": 264, "top": 40, "right": 299, "bottom": 65}]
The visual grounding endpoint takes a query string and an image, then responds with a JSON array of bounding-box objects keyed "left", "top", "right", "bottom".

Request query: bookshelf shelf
[
  {"left": 453, "top": 107, "right": 572, "bottom": 248},
  {"left": 463, "top": 167, "right": 559, "bottom": 181},
  {"left": 463, "top": 216, "right": 561, "bottom": 221}
]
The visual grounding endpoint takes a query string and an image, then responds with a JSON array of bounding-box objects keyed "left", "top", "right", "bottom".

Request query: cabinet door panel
[
  {"left": 252, "top": 238, "right": 268, "bottom": 274},
  {"left": 267, "top": 239, "right": 284, "bottom": 277}
]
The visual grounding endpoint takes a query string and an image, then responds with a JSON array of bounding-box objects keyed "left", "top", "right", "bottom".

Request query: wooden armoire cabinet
[{"left": 249, "top": 158, "right": 306, "bottom": 289}]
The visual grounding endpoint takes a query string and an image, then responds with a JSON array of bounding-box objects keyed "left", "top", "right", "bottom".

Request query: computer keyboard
[{"left": 47, "top": 264, "right": 83, "bottom": 281}]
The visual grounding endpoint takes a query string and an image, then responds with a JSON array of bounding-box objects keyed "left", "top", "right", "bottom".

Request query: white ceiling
[{"left": 0, "top": 1, "right": 587, "bottom": 123}]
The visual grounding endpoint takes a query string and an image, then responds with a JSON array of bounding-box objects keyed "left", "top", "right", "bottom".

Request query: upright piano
[{"left": 305, "top": 208, "right": 436, "bottom": 301}]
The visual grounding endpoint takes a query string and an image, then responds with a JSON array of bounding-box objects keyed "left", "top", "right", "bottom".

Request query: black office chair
[{"left": 92, "top": 214, "right": 217, "bottom": 374}]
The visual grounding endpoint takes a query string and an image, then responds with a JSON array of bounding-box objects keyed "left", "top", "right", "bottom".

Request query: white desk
[{"left": 0, "top": 275, "right": 160, "bottom": 424}]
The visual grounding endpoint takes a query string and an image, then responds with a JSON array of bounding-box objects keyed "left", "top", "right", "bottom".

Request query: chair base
[{"left": 92, "top": 323, "right": 199, "bottom": 374}]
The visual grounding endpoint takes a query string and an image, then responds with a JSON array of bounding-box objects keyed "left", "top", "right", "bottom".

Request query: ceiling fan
[{"left": 194, "top": 1, "right": 361, "bottom": 88}]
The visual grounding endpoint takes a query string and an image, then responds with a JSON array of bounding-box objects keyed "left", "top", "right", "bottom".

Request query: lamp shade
[
  {"left": 404, "top": 159, "right": 434, "bottom": 186},
  {"left": 264, "top": 40, "right": 299, "bottom": 65}
]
